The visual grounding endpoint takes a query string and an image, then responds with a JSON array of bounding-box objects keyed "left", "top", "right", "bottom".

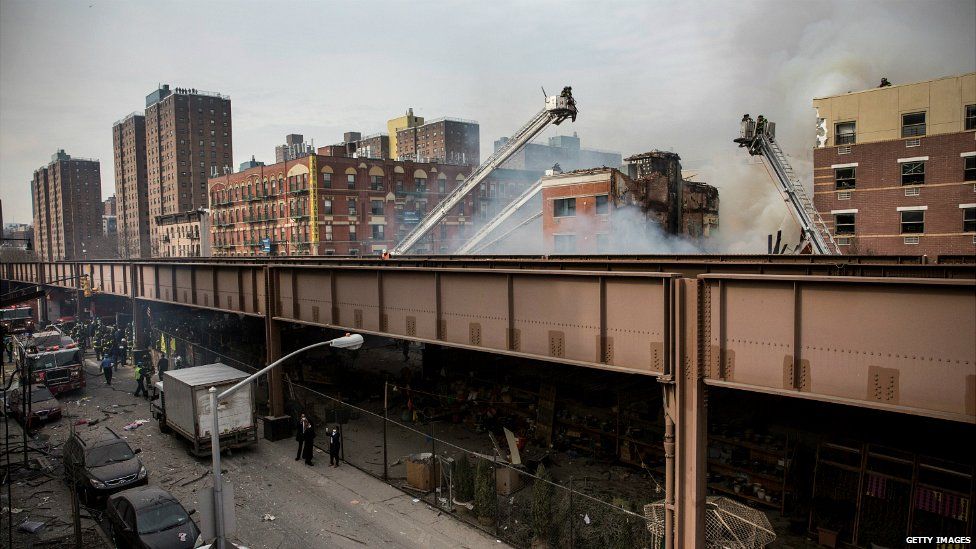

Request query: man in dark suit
[{"left": 295, "top": 414, "right": 316, "bottom": 465}]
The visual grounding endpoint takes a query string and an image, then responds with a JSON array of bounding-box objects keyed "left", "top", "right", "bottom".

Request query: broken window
[
  {"left": 595, "top": 194, "right": 609, "bottom": 214},
  {"left": 965, "top": 157, "right": 976, "bottom": 182},
  {"left": 901, "top": 162, "right": 925, "bottom": 185},
  {"left": 964, "top": 207, "right": 976, "bottom": 233},
  {"left": 553, "top": 234, "right": 576, "bottom": 253},
  {"left": 900, "top": 211, "right": 924, "bottom": 234},
  {"left": 553, "top": 197, "right": 576, "bottom": 217},
  {"left": 835, "top": 121, "right": 856, "bottom": 145},
  {"left": 901, "top": 112, "right": 926, "bottom": 137},
  {"left": 835, "top": 167, "right": 856, "bottom": 189},
  {"left": 834, "top": 213, "right": 855, "bottom": 235}
]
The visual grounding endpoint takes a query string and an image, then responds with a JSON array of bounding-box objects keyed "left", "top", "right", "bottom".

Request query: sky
[{"left": 1, "top": 0, "right": 973, "bottom": 251}]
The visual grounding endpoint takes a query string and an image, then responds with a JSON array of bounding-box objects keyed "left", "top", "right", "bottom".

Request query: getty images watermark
[{"left": 906, "top": 536, "right": 972, "bottom": 545}]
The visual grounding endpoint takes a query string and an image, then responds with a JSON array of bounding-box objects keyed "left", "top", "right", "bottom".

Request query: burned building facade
[{"left": 540, "top": 151, "right": 719, "bottom": 253}]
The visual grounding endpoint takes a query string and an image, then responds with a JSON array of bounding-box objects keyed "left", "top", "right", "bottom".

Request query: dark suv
[{"left": 63, "top": 426, "right": 148, "bottom": 503}]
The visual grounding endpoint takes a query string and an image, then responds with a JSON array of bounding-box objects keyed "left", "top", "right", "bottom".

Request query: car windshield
[
  {"left": 86, "top": 442, "right": 135, "bottom": 467},
  {"left": 136, "top": 502, "right": 191, "bottom": 535}
]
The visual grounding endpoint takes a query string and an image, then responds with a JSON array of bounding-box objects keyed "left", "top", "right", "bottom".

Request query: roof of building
[
  {"left": 624, "top": 150, "right": 681, "bottom": 162},
  {"left": 813, "top": 72, "right": 975, "bottom": 101}
]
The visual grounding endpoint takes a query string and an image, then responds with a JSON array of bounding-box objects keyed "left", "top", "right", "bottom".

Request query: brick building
[
  {"left": 112, "top": 112, "right": 151, "bottom": 258},
  {"left": 145, "top": 84, "right": 233, "bottom": 257},
  {"left": 31, "top": 150, "right": 111, "bottom": 260},
  {"left": 157, "top": 208, "right": 211, "bottom": 257},
  {"left": 396, "top": 117, "right": 480, "bottom": 166},
  {"left": 813, "top": 73, "right": 976, "bottom": 255},
  {"left": 208, "top": 154, "right": 478, "bottom": 256},
  {"left": 540, "top": 152, "right": 719, "bottom": 254}
]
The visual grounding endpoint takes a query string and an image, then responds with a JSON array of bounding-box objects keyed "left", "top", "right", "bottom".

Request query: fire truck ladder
[
  {"left": 735, "top": 115, "right": 840, "bottom": 255},
  {"left": 454, "top": 178, "right": 544, "bottom": 254},
  {"left": 391, "top": 88, "right": 578, "bottom": 255}
]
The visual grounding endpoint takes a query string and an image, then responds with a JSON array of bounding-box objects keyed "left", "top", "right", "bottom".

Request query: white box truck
[{"left": 150, "top": 363, "right": 257, "bottom": 456}]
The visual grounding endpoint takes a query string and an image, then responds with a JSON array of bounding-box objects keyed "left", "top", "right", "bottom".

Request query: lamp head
[{"left": 329, "top": 333, "right": 364, "bottom": 351}]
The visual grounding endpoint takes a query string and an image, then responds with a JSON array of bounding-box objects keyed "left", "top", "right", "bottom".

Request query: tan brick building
[
  {"left": 112, "top": 113, "right": 151, "bottom": 258},
  {"left": 31, "top": 150, "right": 110, "bottom": 261},
  {"left": 145, "top": 85, "right": 232, "bottom": 256},
  {"left": 813, "top": 73, "right": 976, "bottom": 256},
  {"left": 396, "top": 117, "right": 479, "bottom": 166}
]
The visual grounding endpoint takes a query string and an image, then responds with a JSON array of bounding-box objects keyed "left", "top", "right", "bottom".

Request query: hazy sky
[{"left": 1, "top": 0, "right": 973, "bottom": 249}]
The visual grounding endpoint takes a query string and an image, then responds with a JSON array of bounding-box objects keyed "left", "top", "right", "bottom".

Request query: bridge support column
[
  {"left": 674, "top": 278, "right": 707, "bottom": 548},
  {"left": 262, "top": 267, "right": 291, "bottom": 441}
]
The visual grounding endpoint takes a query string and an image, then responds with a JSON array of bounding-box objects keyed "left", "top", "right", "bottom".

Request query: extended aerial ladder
[
  {"left": 454, "top": 177, "right": 544, "bottom": 254},
  {"left": 391, "top": 87, "right": 578, "bottom": 255},
  {"left": 734, "top": 114, "right": 840, "bottom": 255}
]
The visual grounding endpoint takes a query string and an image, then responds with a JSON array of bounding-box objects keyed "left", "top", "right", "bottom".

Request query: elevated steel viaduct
[{"left": 4, "top": 254, "right": 974, "bottom": 547}]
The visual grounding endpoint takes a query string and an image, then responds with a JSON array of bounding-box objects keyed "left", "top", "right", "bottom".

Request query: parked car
[
  {"left": 63, "top": 426, "right": 148, "bottom": 504},
  {"left": 7, "top": 384, "right": 62, "bottom": 429},
  {"left": 105, "top": 487, "right": 200, "bottom": 549}
]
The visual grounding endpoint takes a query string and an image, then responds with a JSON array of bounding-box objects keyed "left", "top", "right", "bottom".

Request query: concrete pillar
[{"left": 674, "top": 278, "right": 707, "bottom": 548}]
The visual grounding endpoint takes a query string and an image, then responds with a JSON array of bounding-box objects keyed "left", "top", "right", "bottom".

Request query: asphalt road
[{"left": 3, "top": 353, "right": 506, "bottom": 548}]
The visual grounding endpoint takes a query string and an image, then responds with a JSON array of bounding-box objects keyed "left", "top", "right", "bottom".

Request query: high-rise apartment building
[
  {"left": 387, "top": 108, "right": 424, "bottom": 160},
  {"left": 813, "top": 73, "right": 975, "bottom": 255},
  {"left": 496, "top": 132, "right": 622, "bottom": 172},
  {"left": 275, "top": 134, "right": 314, "bottom": 163},
  {"left": 145, "top": 84, "right": 232, "bottom": 256},
  {"left": 113, "top": 113, "right": 150, "bottom": 258},
  {"left": 396, "top": 117, "right": 480, "bottom": 166},
  {"left": 31, "top": 150, "right": 109, "bottom": 261}
]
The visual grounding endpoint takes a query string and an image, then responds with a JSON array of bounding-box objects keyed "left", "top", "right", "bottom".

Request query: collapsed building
[{"left": 540, "top": 151, "right": 719, "bottom": 253}]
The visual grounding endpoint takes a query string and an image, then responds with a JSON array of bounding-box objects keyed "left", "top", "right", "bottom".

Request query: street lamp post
[{"left": 208, "top": 333, "right": 364, "bottom": 549}]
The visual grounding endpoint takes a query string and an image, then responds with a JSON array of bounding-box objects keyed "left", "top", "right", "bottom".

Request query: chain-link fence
[{"left": 149, "top": 330, "right": 655, "bottom": 548}]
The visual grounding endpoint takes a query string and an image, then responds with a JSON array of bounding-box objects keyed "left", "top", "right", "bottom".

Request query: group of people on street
[{"left": 295, "top": 413, "right": 342, "bottom": 467}]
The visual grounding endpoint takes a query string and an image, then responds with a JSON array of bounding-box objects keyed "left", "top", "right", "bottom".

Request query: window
[
  {"left": 415, "top": 178, "right": 427, "bottom": 192},
  {"left": 347, "top": 198, "right": 357, "bottom": 216},
  {"left": 553, "top": 197, "right": 576, "bottom": 217},
  {"left": 370, "top": 175, "right": 383, "bottom": 190},
  {"left": 371, "top": 200, "right": 384, "bottom": 215},
  {"left": 347, "top": 173, "right": 356, "bottom": 189},
  {"left": 458, "top": 202, "right": 465, "bottom": 216},
  {"left": 964, "top": 207, "right": 976, "bottom": 232},
  {"left": 349, "top": 225, "right": 357, "bottom": 241},
  {"left": 965, "top": 157, "right": 976, "bottom": 181},
  {"left": 834, "top": 214, "right": 855, "bottom": 235},
  {"left": 323, "top": 199, "right": 333, "bottom": 215},
  {"left": 372, "top": 224, "right": 385, "bottom": 240},
  {"left": 901, "top": 112, "right": 926, "bottom": 137},
  {"left": 966, "top": 105, "right": 976, "bottom": 131},
  {"left": 901, "top": 161, "right": 925, "bottom": 185},
  {"left": 440, "top": 225, "right": 448, "bottom": 239},
  {"left": 322, "top": 173, "right": 331, "bottom": 188},
  {"left": 593, "top": 194, "right": 610, "bottom": 215},
  {"left": 553, "top": 234, "right": 576, "bottom": 253},
  {"left": 900, "top": 211, "right": 924, "bottom": 234},
  {"left": 438, "top": 180, "right": 446, "bottom": 193},
  {"left": 835, "top": 167, "right": 856, "bottom": 189},
  {"left": 835, "top": 121, "right": 856, "bottom": 145}
]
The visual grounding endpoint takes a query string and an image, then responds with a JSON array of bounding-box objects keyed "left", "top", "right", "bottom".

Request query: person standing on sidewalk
[
  {"left": 295, "top": 414, "right": 310, "bottom": 462},
  {"left": 101, "top": 355, "right": 114, "bottom": 385},
  {"left": 156, "top": 353, "right": 169, "bottom": 381},
  {"left": 329, "top": 427, "right": 341, "bottom": 467}
]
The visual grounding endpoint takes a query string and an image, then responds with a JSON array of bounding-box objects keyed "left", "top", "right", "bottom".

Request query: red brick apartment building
[
  {"left": 813, "top": 73, "right": 976, "bottom": 256},
  {"left": 208, "top": 154, "right": 491, "bottom": 256}
]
